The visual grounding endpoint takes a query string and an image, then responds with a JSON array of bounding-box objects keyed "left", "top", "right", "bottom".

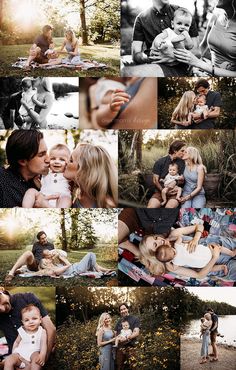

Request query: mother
[
  {"left": 138, "top": 224, "right": 236, "bottom": 280},
  {"left": 179, "top": 146, "right": 206, "bottom": 208},
  {"left": 96, "top": 313, "right": 115, "bottom": 370},
  {"left": 20, "top": 77, "right": 54, "bottom": 129},
  {"left": 174, "top": 0, "right": 236, "bottom": 76}
]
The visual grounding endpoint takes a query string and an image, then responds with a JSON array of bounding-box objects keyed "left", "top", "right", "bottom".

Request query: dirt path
[{"left": 181, "top": 338, "right": 236, "bottom": 370}]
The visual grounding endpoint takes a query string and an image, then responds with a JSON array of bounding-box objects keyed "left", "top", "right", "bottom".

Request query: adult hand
[
  {"left": 179, "top": 195, "right": 191, "bottom": 203},
  {"left": 34, "top": 193, "right": 60, "bottom": 208},
  {"left": 173, "top": 49, "right": 200, "bottom": 66},
  {"left": 149, "top": 47, "right": 175, "bottom": 64},
  {"left": 208, "top": 243, "right": 221, "bottom": 259},
  {"left": 187, "top": 239, "right": 198, "bottom": 253}
]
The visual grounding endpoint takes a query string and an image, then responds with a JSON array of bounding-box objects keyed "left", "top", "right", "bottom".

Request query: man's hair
[
  {"left": 0, "top": 287, "right": 10, "bottom": 296},
  {"left": 119, "top": 303, "right": 129, "bottom": 311},
  {"left": 21, "top": 304, "right": 41, "bottom": 316},
  {"left": 6, "top": 130, "right": 44, "bottom": 171},
  {"left": 174, "top": 7, "right": 193, "bottom": 20},
  {"left": 42, "top": 25, "right": 53, "bottom": 33},
  {"left": 206, "top": 307, "right": 213, "bottom": 312},
  {"left": 168, "top": 140, "right": 186, "bottom": 154},
  {"left": 195, "top": 79, "right": 210, "bottom": 89},
  {"left": 37, "top": 231, "right": 46, "bottom": 240}
]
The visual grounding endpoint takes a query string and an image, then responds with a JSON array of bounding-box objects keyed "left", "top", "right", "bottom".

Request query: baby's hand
[{"left": 110, "top": 89, "right": 131, "bottom": 112}]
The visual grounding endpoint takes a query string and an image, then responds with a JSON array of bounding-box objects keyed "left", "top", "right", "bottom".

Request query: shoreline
[{"left": 181, "top": 337, "right": 236, "bottom": 370}]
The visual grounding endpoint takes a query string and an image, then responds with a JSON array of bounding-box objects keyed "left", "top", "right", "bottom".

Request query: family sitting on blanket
[
  {"left": 118, "top": 208, "right": 236, "bottom": 281},
  {"left": 4, "top": 231, "right": 115, "bottom": 283},
  {"left": 24, "top": 25, "right": 103, "bottom": 70}
]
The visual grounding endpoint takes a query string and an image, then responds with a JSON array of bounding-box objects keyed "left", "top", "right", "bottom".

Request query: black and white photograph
[
  {"left": 121, "top": 0, "right": 236, "bottom": 77},
  {"left": 0, "top": 77, "right": 79, "bottom": 130}
]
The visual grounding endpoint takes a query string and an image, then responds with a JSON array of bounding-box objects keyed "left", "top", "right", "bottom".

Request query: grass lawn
[
  {"left": 0, "top": 248, "right": 118, "bottom": 287},
  {"left": 0, "top": 39, "right": 120, "bottom": 77}
]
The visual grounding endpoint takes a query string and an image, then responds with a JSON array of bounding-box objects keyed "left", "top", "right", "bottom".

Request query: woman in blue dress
[
  {"left": 58, "top": 29, "right": 81, "bottom": 65},
  {"left": 96, "top": 313, "right": 115, "bottom": 370},
  {"left": 180, "top": 146, "right": 206, "bottom": 208}
]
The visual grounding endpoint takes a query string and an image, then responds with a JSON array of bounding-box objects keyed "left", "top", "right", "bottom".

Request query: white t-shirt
[
  {"left": 172, "top": 243, "right": 212, "bottom": 268},
  {"left": 163, "top": 173, "right": 180, "bottom": 187},
  {"left": 19, "top": 89, "right": 36, "bottom": 116},
  {"left": 41, "top": 172, "right": 71, "bottom": 207},
  {"left": 13, "top": 326, "right": 43, "bottom": 362}
]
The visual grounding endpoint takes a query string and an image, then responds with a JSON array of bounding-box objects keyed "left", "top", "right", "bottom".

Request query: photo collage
[{"left": 0, "top": 1, "right": 236, "bottom": 369}]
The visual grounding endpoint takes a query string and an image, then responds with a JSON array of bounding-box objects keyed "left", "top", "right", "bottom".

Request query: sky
[{"left": 186, "top": 287, "right": 236, "bottom": 307}]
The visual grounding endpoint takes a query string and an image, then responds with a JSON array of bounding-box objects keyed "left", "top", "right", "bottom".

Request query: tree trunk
[
  {"left": 79, "top": 0, "right": 88, "bottom": 45},
  {"left": 60, "top": 209, "right": 68, "bottom": 251},
  {"left": 136, "top": 130, "right": 142, "bottom": 169}
]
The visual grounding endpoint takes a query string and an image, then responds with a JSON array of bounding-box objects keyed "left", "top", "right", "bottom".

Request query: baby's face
[
  {"left": 197, "top": 97, "right": 206, "bottom": 106},
  {"left": 22, "top": 81, "right": 33, "bottom": 92},
  {"left": 42, "top": 249, "right": 52, "bottom": 259},
  {"left": 22, "top": 308, "right": 41, "bottom": 332},
  {"left": 122, "top": 322, "right": 130, "bottom": 330},
  {"left": 169, "top": 165, "right": 178, "bottom": 176},
  {"left": 49, "top": 149, "right": 70, "bottom": 173},
  {"left": 173, "top": 14, "right": 192, "bottom": 34}
]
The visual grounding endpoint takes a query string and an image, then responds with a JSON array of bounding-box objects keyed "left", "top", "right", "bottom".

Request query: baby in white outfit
[
  {"left": 22, "top": 144, "right": 71, "bottom": 208},
  {"left": 4, "top": 304, "right": 47, "bottom": 370},
  {"left": 160, "top": 163, "right": 182, "bottom": 206},
  {"left": 113, "top": 320, "right": 133, "bottom": 347}
]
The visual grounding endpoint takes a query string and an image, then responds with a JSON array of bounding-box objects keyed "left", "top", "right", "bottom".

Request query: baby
[
  {"left": 22, "top": 144, "right": 71, "bottom": 208},
  {"left": 160, "top": 163, "right": 182, "bottom": 206},
  {"left": 150, "top": 7, "right": 193, "bottom": 65},
  {"left": 40, "top": 249, "right": 68, "bottom": 269},
  {"left": 4, "top": 304, "right": 47, "bottom": 370},
  {"left": 16, "top": 78, "right": 47, "bottom": 129},
  {"left": 113, "top": 320, "right": 133, "bottom": 347},
  {"left": 200, "top": 313, "right": 212, "bottom": 337}
]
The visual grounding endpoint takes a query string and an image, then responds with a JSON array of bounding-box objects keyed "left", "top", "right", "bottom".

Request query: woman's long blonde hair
[
  {"left": 73, "top": 143, "right": 118, "bottom": 208},
  {"left": 186, "top": 146, "right": 207, "bottom": 172},
  {"left": 139, "top": 235, "right": 167, "bottom": 275},
  {"left": 96, "top": 312, "right": 112, "bottom": 336},
  {"left": 65, "top": 29, "right": 77, "bottom": 47},
  {"left": 40, "top": 77, "right": 53, "bottom": 93},
  {"left": 172, "top": 91, "right": 196, "bottom": 122}
]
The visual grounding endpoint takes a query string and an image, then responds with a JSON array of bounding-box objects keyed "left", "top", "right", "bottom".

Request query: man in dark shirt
[
  {"left": 126, "top": 0, "right": 199, "bottom": 76},
  {"left": 206, "top": 307, "right": 219, "bottom": 362},
  {"left": 148, "top": 140, "right": 186, "bottom": 208},
  {"left": 0, "top": 288, "right": 56, "bottom": 363},
  {"left": 5, "top": 231, "right": 54, "bottom": 283},
  {"left": 25, "top": 25, "right": 54, "bottom": 68},
  {"left": 115, "top": 303, "right": 140, "bottom": 370},
  {"left": 191, "top": 79, "right": 222, "bottom": 129},
  {"left": 0, "top": 130, "right": 56, "bottom": 208}
]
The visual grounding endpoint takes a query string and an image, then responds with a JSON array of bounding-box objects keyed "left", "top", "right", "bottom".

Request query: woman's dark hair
[
  {"left": 195, "top": 79, "right": 210, "bottom": 89},
  {"left": 168, "top": 140, "right": 186, "bottom": 154},
  {"left": 6, "top": 130, "right": 44, "bottom": 171},
  {"left": 37, "top": 231, "right": 47, "bottom": 240}
]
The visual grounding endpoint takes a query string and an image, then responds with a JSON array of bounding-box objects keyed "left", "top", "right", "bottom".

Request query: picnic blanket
[{"left": 12, "top": 57, "right": 107, "bottom": 71}]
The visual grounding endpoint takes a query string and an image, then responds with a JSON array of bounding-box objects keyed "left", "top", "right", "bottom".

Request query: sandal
[
  {"left": 210, "top": 358, "right": 219, "bottom": 362},
  {"left": 4, "top": 274, "right": 14, "bottom": 284},
  {"left": 199, "top": 359, "right": 207, "bottom": 364}
]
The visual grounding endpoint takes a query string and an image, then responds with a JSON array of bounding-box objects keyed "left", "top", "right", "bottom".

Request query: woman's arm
[
  {"left": 180, "top": 165, "right": 205, "bottom": 203},
  {"left": 169, "top": 225, "right": 199, "bottom": 240},
  {"left": 199, "top": 14, "right": 216, "bottom": 58},
  {"left": 170, "top": 117, "right": 191, "bottom": 126},
  {"left": 97, "top": 329, "right": 115, "bottom": 347},
  {"left": 119, "top": 240, "right": 140, "bottom": 257},
  {"left": 58, "top": 255, "right": 71, "bottom": 266},
  {"left": 167, "top": 244, "right": 221, "bottom": 279},
  {"left": 41, "top": 316, "right": 56, "bottom": 360},
  {"left": 38, "top": 329, "right": 47, "bottom": 366},
  {"left": 52, "top": 264, "right": 71, "bottom": 275}
]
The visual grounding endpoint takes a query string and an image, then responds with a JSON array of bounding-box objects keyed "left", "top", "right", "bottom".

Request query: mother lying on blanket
[
  {"left": 138, "top": 224, "right": 236, "bottom": 280},
  {"left": 29, "top": 250, "right": 114, "bottom": 277}
]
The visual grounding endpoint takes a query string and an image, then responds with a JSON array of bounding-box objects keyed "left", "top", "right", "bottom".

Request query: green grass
[
  {"left": 0, "top": 39, "right": 120, "bottom": 77},
  {"left": 0, "top": 248, "right": 117, "bottom": 287}
]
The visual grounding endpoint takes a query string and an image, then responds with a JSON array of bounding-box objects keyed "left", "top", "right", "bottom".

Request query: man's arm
[
  {"left": 41, "top": 315, "right": 56, "bottom": 359},
  {"left": 132, "top": 41, "right": 150, "bottom": 64},
  {"left": 153, "top": 174, "right": 163, "bottom": 192},
  {"left": 128, "top": 327, "right": 139, "bottom": 340}
]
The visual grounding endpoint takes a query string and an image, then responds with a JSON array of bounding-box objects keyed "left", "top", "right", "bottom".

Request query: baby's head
[
  {"left": 21, "top": 77, "right": 33, "bottom": 92},
  {"left": 49, "top": 144, "right": 71, "bottom": 173},
  {"left": 121, "top": 320, "right": 130, "bottom": 331},
  {"left": 172, "top": 7, "right": 192, "bottom": 34},
  {"left": 156, "top": 244, "right": 176, "bottom": 263},
  {"left": 42, "top": 249, "right": 53, "bottom": 259},
  {"left": 21, "top": 304, "right": 41, "bottom": 332},
  {"left": 196, "top": 95, "right": 206, "bottom": 106},
  {"left": 168, "top": 163, "right": 179, "bottom": 176},
  {"left": 204, "top": 313, "right": 211, "bottom": 321}
]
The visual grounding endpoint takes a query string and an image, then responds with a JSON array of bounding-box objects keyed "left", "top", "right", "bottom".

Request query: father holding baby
[{"left": 124, "top": 0, "right": 199, "bottom": 77}]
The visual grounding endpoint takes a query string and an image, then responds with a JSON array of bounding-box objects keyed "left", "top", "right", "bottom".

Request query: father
[
  {"left": 123, "top": 0, "right": 199, "bottom": 76},
  {"left": 206, "top": 307, "right": 219, "bottom": 362},
  {"left": 115, "top": 303, "right": 140, "bottom": 370},
  {"left": 25, "top": 25, "right": 55, "bottom": 69},
  {"left": 148, "top": 140, "right": 186, "bottom": 208},
  {"left": 4, "top": 231, "right": 54, "bottom": 283},
  {"left": 191, "top": 79, "right": 222, "bottom": 129},
  {"left": 0, "top": 130, "right": 58, "bottom": 208},
  {"left": 0, "top": 287, "right": 56, "bottom": 366}
]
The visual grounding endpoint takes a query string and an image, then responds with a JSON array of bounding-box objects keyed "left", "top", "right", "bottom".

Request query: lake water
[
  {"left": 182, "top": 315, "right": 236, "bottom": 347},
  {"left": 48, "top": 92, "right": 79, "bottom": 129}
]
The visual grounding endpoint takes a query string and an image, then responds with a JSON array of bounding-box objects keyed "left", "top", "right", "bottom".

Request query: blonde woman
[
  {"left": 19, "top": 77, "right": 54, "bottom": 129},
  {"left": 96, "top": 313, "right": 115, "bottom": 370},
  {"left": 171, "top": 91, "right": 196, "bottom": 129},
  {"left": 180, "top": 146, "right": 206, "bottom": 208},
  {"left": 64, "top": 143, "right": 118, "bottom": 208},
  {"left": 58, "top": 29, "right": 81, "bottom": 65}
]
